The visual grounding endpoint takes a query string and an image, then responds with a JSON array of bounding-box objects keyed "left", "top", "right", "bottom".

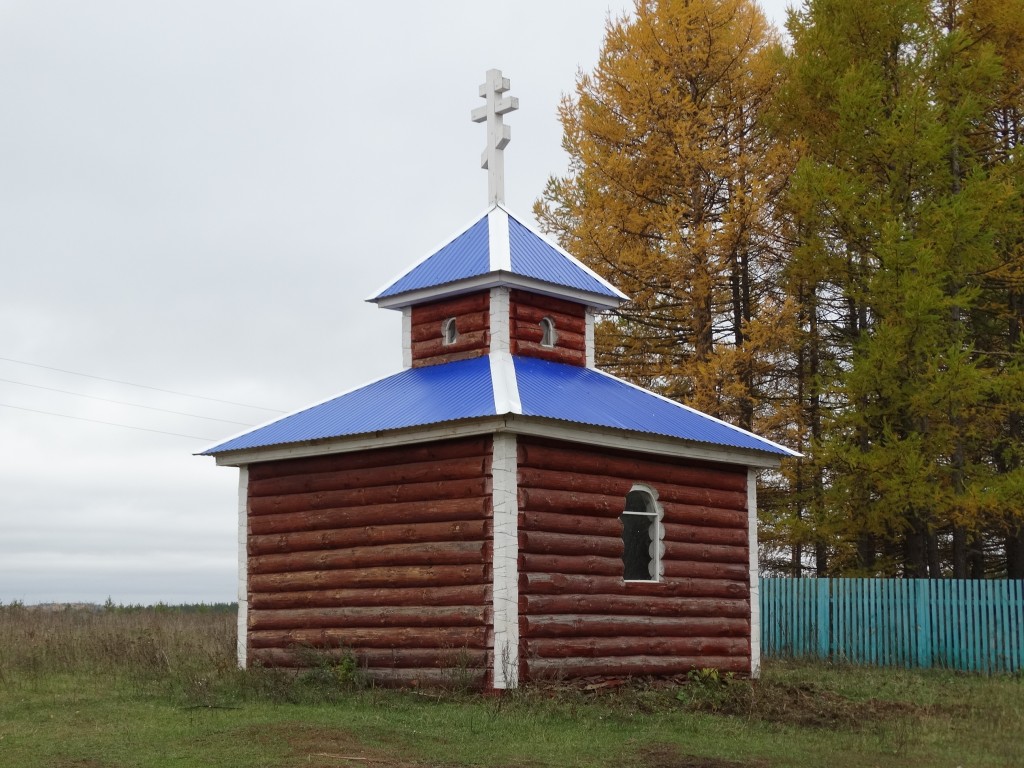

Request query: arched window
[
  {"left": 621, "top": 486, "right": 662, "bottom": 581},
  {"left": 539, "top": 316, "right": 557, "bottom": 348},
  {"left": 442, "top": 317, "right": 458, "bottom": 345}
]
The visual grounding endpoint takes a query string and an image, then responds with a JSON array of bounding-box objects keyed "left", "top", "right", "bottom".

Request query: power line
[
  {"left": 0, "top": 356, "right": 285, "bottom": 413},
  {"left": 0, "top": 403, "right": 216, "bottom": 441},
  {"left": 0, "top": 377, "right": 256, "bottom": 426}
]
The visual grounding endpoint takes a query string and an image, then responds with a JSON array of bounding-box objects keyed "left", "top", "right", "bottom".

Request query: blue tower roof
[
  {"left": 368, "top": 204, "right": 627, "bottom": 309},
  {"left": 201, "top": 354, "right": 798, "bottom": 462}
]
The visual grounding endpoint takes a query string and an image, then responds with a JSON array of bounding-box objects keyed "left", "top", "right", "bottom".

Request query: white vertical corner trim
[
  {"left": 487, "top": 206, "right": 511, "bottom": 272},
  {"left": 489, "top": 286, "right": 511, "bottom": 354},
  {"left": 236, "top": 466, "right": 249, "bottom": 669},
  {"left": 489, "top": 351, "right": 522, "bottom": 415},
  {"left": 585, "top": 308, "right": 596, "bottom": 368},
  {"left": 747, "top": 468, "right": 761, "bottom": 679},
  {"left": 491, "top": 432, "right": 520, "bottom": 688},
  {"left": 401, "top": 307, "right": 412, "bottom": 369}
]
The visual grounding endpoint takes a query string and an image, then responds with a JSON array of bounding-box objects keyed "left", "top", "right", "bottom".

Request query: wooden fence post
[
  {"left": 817, "top": 579, "right": 830, "bottom": 660},
  {"left": 915, "top": 579, "right": 931, "bottom": 669}
]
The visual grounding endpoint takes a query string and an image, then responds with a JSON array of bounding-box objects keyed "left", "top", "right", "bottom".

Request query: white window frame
[
  {"left": 621, "top": 484, "right": 664, "bottom": 583},
  {"left": 442, "top": 317, "right": 458, "bottom": 345},
  {"left": 539, "top": 316, "right": 557, "bottom": 348}
]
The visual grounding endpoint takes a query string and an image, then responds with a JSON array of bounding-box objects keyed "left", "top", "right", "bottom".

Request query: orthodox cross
[{"left": 471, "top": 69, "right": 519, "bottom": 205}]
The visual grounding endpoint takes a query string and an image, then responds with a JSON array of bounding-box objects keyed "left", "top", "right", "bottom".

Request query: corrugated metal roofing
[
  {"left": 374, "top": 216, "right": 490, "bottom": 299},
  {"left": 506, "top": 215, "right": 614, "bottom": 297},
  {"left": 370, "top": 205, "right": 623, "bottom": 303},
  {"left": 202, "top": 356, "right": 496, "bottom": 454},
  {"left": 202, "top": 354, "right": 795, "bottom": 458},
  {"left": 512, "top": 356, "right": 790, "bottom": 455}
]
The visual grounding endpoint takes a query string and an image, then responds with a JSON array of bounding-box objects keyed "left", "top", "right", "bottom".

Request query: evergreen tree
[{"left": 776, "top": 0, "right": 1024, "bottom": 576}]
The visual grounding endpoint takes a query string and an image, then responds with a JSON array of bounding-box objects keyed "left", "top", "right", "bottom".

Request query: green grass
[{"left": 1, "top": 604, "right": 1021, "bottom": 767}]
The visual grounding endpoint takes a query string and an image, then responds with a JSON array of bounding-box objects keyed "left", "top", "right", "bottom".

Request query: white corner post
[
  {"left": 747, "top": 468, "right": 761, "bottom": 679},
  {"left": 489, "top": 286, "right": 511, "bottom": 354},
  {"left": 491, "top": 432, "right": 520, "bottom": 688},
  {"left": 585, "top": 308, "right": 596, "bottom": 368},
  {"left": 236, "top": 466, "right": 249, "bottom": 668},
  {"left": 471, "top": 69, "right": 518, "bottom": 205},
  {"left": 401, "top": 306, "right": 413, "bottom": 368}
]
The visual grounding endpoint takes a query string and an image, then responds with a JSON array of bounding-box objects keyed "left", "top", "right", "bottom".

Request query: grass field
[{"left": 0, "top": 604, "right": 1021, "bottom": 767}]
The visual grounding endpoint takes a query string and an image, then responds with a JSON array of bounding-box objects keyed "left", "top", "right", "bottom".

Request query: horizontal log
[
  {"left": 249, "top": 605, "right": 484, "bottom": 631},
  {"left": 250, "top": 541, "right": 485, "bottom": 575},
  {"left": 249, "top": 564, "right": 487, "bottom": 593},
  {"left": 519, "top": 553, "right": 623, "bottom": 577},
  {"left": 412, "top": 292, "right": 489, "bottom": 324},
  {"left": 362, "top": 667, "right": 487, "bottom": 689},
  {"left": 662, "top": 523, "right": 748, "bottom": 547},
  {"left": 248, "top": 436, "right": 487, "bottom": 482},
  {"left": 249, "top": 584, "right": 489, "bottom": 610},
  {"left": 518, "top": 488, "right": 623, "bottom": 517},
  {"left": 248, "top": 626, "right": 488, "bottom": 650},
  {"left": 526, "top": 636, "right": 749, "bottom": 659},
  {"left": 522, "top": 511, "right": 622, "bottom": 538},
  {"left": 412, "top": 349, "right": 487, "bottom": 368},
  {"left": 249, "top": 477, "right": 488, "bottom": 516},
  {"left": 517, "top": 441, "right": 747, "bottom": 492},
  {"left": 510, "top": 289, "right": 586, "bottom": 318},
  {"left": 663, "top": 542, "right": 749, "bottom": 565},
  {"left": 520, "top": 594, "right": 749, "bottom": 619},
  {"left": 249, "top": 519, "right": 488, "bottom": 556},
  {"left": 660, "top": 503, "right": 748, "bottom": 529},
  {"left": 249, "top": 497, "right": 488, "bottom": 535},
  {"left": 519, "top": 530, "right": 621, "bottom": 558},
  {"left": 513, "top": 321, "right": 586, "bottom": 351},
  {"left": 521, "top": 615, "right": 749, "bottom": 639},
  {"left": 517, "top": 468, "right": 746, "bottom": 512},
  {"left": 511, "top": 341, "right": 585, "bottom": 366},
  {"left": 524, "top": 655, "right": 750, "bottom": 679},
  {"left": 662, "top": 561, "right": 750, "bottom": 583},
  {"left": 511, "top": 304, "right": 586, "bottom": 334},
  {"left": 249, "top": 456, "right": 488, "bottom": 498},
  {"left": 520, "top": 573, "right": 750, "bottom": 599},
  {"left": 411, "top": 310, "right": 488, "bottom": 342},
  {"left": 413, "top": 329, "right": 489, "bottom": 360},
  {"left": 249, "top": 646, "right": 487, "bottom": 670},
  {"left": 517, "top": 469, "right": 633, "bottom": 500}
]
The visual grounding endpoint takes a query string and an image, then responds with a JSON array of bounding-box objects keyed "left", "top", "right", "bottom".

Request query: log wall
[
  {"left": 410, "top": 292, "right": 490, "bottom": 367},
  {"left": 245, "top": 436, "right": 492, "bottom": 687},
  {"left": 517, "top": 438, "right": 752, "bottom": 680},
  {"left": 509, "top": 290, "right": 586, "bottom": 366}
]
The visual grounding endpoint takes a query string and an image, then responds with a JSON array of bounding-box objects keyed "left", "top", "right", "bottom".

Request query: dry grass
[{"left": 0, "top": 603, "right": 235, "bottom": 684}]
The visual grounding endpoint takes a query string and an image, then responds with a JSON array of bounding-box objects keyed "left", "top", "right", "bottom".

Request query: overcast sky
[{"left": 1, "top": 0, "right": 792, "bottom": 605}]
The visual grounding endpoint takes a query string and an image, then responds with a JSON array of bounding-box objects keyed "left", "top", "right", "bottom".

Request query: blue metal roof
[
  {"left": 202, "top": 354, "right": 795, "bottom": 459},
  {"left": 373, "top": 216, "right": 490, "bottom": 299},
  {"left": 507, "top": 216, "right": 612, "bottom": 296},
  {"left": 513, "top": 356, "right": 788, "bottom": 455},
  {"left": 203, "top": 356, "right": 496, "bottom": 454},
  {"left": 369, "top": 205, "right": 625, "bottom": 304}
]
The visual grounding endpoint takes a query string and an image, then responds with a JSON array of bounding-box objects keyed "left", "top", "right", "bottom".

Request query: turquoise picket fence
[{"left": 760, "top": 578, "right": 1024, "bottom": 673}]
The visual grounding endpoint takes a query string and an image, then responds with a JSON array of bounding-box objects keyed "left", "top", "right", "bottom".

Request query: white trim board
[
  {"left": 747, "top": 468, "right": 761, "bottom": 679},
  {"left": 236, "top": 466, "right": 249, "bottom": 669},
  {"left": 211, "top": 414, "right": 784, "bottom": 469},
  {"left": 371, "top": 272, "right": 623, "bottom": 311}
]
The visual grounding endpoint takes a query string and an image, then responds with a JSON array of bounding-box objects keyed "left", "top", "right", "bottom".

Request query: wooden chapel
[{"left": 201, "top": 69, "right": 797, "bottom": 688}]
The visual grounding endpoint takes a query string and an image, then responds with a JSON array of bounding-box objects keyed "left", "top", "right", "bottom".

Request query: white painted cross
[{"left": 471, "top": 69, "right": 519, "bottom": 205}]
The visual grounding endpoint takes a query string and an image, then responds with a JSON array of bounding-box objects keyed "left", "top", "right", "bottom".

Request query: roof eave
[
  {"left": 205, "top": 412, "right": 784, "bottom": 469},
  {"left": 369, "top": 272, "right": 625, "bottom": 311}
]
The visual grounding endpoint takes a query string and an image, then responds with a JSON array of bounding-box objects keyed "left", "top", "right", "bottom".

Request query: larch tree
[
  {"left": 535, "top": 0, "right": 797, "bottom": 436},
  {"left": 776, "top": 0, "right": 1024, "bottom": 576}
]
